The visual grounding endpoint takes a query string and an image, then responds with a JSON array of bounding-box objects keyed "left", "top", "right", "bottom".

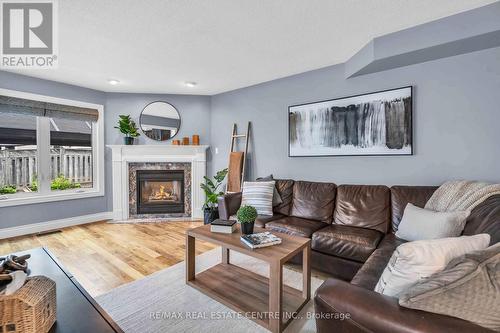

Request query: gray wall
[
  {"left": 0, "top": 71, "right": 107, "bottom": 228},
  {"left": 104, "top": 93, "right": 211, "bottom": 209},
  {"left": 209, "top": 46, "right": 500, "bottom": 185},
  {"left": 0, "top": 72, "right": 211, "bottom": 228},
  {"left": 105, "top": 93, "right": 210, "bottom": 146}
]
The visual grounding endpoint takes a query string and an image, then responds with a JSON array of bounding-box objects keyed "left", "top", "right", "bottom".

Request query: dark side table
[{"left": 2, "top": 247, "right": 123, "bottom": 333}]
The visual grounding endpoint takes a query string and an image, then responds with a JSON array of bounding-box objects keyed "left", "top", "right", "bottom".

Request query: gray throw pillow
[
  {"left": 256, "top": 174, "right": 282, "bottom": 207},
  {"left": 399, "top": 243, "right": 500, "bottom": 331}
]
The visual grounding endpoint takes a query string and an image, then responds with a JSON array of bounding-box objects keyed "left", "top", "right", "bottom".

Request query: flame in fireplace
[{"left": 150, "top": 185, "right": 177, "bottom": 201}]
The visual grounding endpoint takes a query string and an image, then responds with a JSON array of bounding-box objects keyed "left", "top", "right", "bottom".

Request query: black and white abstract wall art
[{"left": 288, "top": 86, "right": 412, "bottom": 157}]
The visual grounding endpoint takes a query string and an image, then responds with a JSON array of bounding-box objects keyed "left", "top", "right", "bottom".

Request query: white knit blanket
[{"left": 425, "top": 180, "right": 500, "bottom": 212}]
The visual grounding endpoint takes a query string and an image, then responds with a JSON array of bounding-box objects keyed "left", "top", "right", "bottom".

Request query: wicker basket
[{"left": 0, "top": 276, "right": 56, "bottom": 333}]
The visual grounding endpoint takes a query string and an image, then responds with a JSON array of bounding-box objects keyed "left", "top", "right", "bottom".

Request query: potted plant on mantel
[
  {"left": 115, "top": 115, "right": 140, "bottom": 145},
  {"left": 200, "top": 168, "right": 228, "bottom": 224},
  {"left": 237, "top": 205, "right": 257, "bottom": 235}
]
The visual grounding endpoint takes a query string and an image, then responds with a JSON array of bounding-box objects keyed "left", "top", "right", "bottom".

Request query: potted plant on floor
[
  {"left": 200, "top": 168, "right": 228, "bottom": 224},
  {"left": 115, "top": 115, "right": 140, "bottom": 145},
  {"left": 237, "top": 205, "right": 257, "bottom": 235}
]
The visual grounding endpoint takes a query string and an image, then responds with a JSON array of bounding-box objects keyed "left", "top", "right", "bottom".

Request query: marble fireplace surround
[
  {"left": 107, "top": 145, "right": 209, "bottom": 220},
  {"left": 128, "top": 162, "right": 191, "bottom": 219}
]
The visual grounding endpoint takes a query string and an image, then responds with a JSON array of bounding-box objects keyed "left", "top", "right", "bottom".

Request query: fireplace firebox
[{"left": 136, "top": 170, "right": 185, "bottom": 214}]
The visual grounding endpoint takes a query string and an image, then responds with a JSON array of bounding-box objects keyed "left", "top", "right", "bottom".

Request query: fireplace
[
  {"left": 136, "top": 170, "right": 185, "bottom": 214},
  {"left": 108, "top": 145, "right": 208, "bottom": 220}
]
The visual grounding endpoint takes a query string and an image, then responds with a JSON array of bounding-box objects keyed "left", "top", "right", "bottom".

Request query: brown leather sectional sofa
[{"left": 218, "top": 180, "right": 500, "bottom": 333}]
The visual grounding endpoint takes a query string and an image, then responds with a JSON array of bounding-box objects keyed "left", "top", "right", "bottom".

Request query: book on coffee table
[
  {"left": 240, "top": 232, "right": 282, "bottom": 249},
  {"left": 210, "top": 219, "right": 236, "bottom": 234}
]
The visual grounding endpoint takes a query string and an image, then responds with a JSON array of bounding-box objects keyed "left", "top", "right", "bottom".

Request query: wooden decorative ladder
[{"left": 226, "top": 122, "right": 250, "bottom": 192}]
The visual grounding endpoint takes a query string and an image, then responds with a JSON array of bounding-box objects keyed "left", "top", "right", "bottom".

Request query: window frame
[{"left": 0, "top": 88, "right": 104, "bottom": 207}]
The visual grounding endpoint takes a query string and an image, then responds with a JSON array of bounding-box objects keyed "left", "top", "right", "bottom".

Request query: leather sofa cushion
[
  {"left": 391, "top": 185, "right": 438, "bottom": 232},
  {"left": 334, "top": 185, "right": 390, "bottom": 233},
  {"left": 273, "top": 179, "right": 294, "bottom": 216},
  {"left": 290, "top": 181, "right": 336, "bottom": 223},
  {"left": 312, "top": 250, "right": 362, "bottom": 281},
  {"left": 312, "top": 225, "right": 384, "bottom": 262},
  {"left": 254, "top": 214, "right": 285, "bottom": 228},
  {"left": 266, "top": 216, "right": 327, "bottom": 238},
  {"left": 350, "top": 234, "right": 405, "bottom": 290},
  {"left": 464, "top": 194, "right": 500, "bottom": 244}
]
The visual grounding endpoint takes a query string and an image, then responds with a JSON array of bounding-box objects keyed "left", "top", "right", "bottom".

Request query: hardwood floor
[{"left": 0, "top": 220, "right": 216, "bottom": 297}]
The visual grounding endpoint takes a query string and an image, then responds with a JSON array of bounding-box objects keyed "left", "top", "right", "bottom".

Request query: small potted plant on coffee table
[
  {"left": 115, "top": 115, "right": 140, "bottom": 145},
  {"left": 237, "top": 205, "right": 258, "bottom": 235}
]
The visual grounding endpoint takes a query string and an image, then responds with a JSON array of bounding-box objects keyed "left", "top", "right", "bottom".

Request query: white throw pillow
[
  {"left": 396, "top": 203, "right": 470, "bottom": 241},
  {"left": 374, "top": 234, "right": 490, "bottom": 297},
  {"left": 241, "top": 181, "right": 275, "bottom": 216}
]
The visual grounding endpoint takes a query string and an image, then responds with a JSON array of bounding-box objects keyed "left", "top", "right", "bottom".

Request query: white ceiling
[{"left": 4, "top": 0, "right": 496, "bottom": 95}]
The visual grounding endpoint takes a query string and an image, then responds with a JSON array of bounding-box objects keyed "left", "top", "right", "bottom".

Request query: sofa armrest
[
  {"left": 217, "top": 192, "right": 242, "bottom": 220},
  {"left": 314, "top": 278, "right": 492, "bottom": 333}
]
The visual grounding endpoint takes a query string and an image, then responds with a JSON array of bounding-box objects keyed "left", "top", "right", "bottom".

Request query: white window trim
[{"left": 0, "top": 88, "right": 104, "bottom": 207}]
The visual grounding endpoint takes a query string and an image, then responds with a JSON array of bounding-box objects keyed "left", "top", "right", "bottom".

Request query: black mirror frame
[{"left": 139, "top": 101, "right": 181, "bottom": 141}]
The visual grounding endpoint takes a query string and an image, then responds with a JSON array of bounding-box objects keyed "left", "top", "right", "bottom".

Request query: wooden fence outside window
[{"left": 0, "top": 147, "right": 92, "bottom": 188}]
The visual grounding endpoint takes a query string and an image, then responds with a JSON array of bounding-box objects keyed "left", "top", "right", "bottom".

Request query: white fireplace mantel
[{"left": 107, "top": 145, "right": 209, "bottom": 220}]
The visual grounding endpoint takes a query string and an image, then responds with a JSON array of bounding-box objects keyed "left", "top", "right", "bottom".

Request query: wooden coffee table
[{"left": 186, "top": 224, "right": 311, "bottom": 333}]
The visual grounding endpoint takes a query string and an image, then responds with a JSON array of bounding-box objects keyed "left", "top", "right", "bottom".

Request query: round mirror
[{"left": 139, "top": 101, "right": 181, "bottom": 141}]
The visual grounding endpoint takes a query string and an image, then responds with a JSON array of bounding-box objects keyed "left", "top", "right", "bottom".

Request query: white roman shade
[{"left": 0, "top": 95, "right": 99, "bottom": 122}]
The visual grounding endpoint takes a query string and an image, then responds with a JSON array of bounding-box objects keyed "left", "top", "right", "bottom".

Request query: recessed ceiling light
[
  {"left": 108, "top": 79, "right": 119, "bottom": 85},
  {"left": 184, "top": 81, "right": 197, "bottom": 87}
]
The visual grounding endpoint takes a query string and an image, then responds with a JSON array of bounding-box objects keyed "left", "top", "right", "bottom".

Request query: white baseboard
[{"left": 0, "top": 211, "right": 113, "bottom": 239}]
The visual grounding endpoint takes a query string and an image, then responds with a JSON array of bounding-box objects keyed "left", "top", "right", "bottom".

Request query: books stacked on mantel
[
  {"left": 210, "top": 219, "right": 236, "bottom": 234},
  {"left": 241, "top": 232, "right": 282, "bottom": 249}
]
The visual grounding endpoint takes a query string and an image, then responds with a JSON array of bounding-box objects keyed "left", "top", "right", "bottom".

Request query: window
[
  {"left": 49, "top": 118, "right": 93, "bottom": 191},
  {"left": 0, "top": 113, "right": 38, "bottom": 194},
  {"left": 0, "top": 89, "right": 104, "bottom": 207}
]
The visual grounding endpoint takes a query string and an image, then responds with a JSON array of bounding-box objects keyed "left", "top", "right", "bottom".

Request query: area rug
[{"left": 96, "top": 248, "right": 326, "bottom": 332}]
